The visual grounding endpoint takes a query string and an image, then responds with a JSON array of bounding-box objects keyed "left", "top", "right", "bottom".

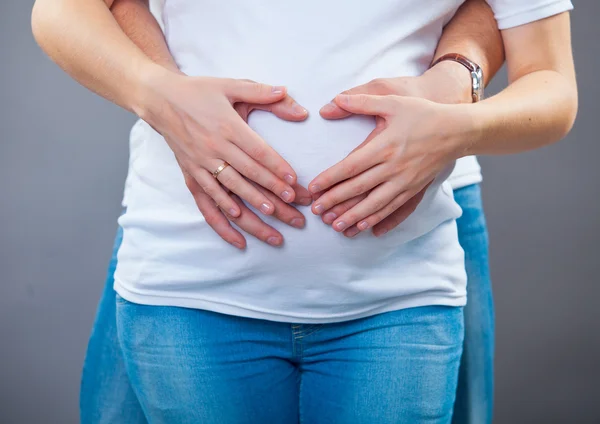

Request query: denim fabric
[
  {"left": 80, "top": 183, "right": 493, "bottom": 424},
  {"left": 80, "top": 226, "right": 147, "bottom": 424},
  {"left": 452, "top": 184, "right": 494, "bottom": 424},
  {"left": 117, "top": 298, "right": 463, "bottom": 424}
]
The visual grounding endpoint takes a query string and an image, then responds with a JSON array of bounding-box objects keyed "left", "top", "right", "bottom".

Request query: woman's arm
[
  {"left": 109, "top": 0, "right": 311, "bottom": 249},
  {"left": 460, "top": 13, "right": 577, "bottom": 155},
  {"left": 309, "top": 12, "right": 576, "bottom": 236},
  {"left": 31, "top": 0, "right": 307, "bottom": 230}
]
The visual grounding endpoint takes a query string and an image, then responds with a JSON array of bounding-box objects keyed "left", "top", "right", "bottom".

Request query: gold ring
[{"left": 212, "top": 161, "right": 230, "bottom": 179}]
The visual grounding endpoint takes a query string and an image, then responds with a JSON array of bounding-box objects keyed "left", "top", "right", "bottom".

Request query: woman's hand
[
  {"left": 136, "top": 69, "right": 307, "bottom": 218},
  {"left": 182, "top": 95, "right": 314, "bottom": 250},
  {"left": 313, "top": 65, "right": 471, "bottom": 237},
  {"left": 309, "top": 93, "right": 472, "bottom": 235}
]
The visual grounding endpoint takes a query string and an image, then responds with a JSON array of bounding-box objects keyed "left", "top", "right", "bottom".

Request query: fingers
[
  {"left": 187, "top": 179, "right": 247, "bottom": 250},
  {"left": 311, "top": 165, "right": 386, "bottom": 215},
  {"left": 256, "top": 185, "right": 306, "bottom": 229},
  {"left": 293, "top": 184, "right": 313, "bottom": 206},
  {"left": 372, "top": 187, "right": 428, "bottom": 237},
  {"left": 329, "top": 182, "right": 407, "bottom": 233},
  {"left": 308, "top": 140, "right": 383, "bottom": 194},
  {"left": 182, "top": 163, "right": 241, "bottom": 218},
  {"left": 320, "top": 194, "right": 366, "bottom": 225},
  {"left": 228, "top": 195, "right": 284, "bottom": 247},
  {"left": 231, "top": 118, "right": 298, "bottom": 186},
  {"left": 224, "top": 79, "right": 287, "bottom": 105},
  {"left": 320, "top": 79, "right": 397, "bottom": 120},
  {"left": 220, "top": 143, "right": 296, "bottom": 203},
  {"left": 334, "top": 93, "right": 395, "bottom": 116},
  {"left": 253, "top": 97, "right": 309, "bottom": 122},
  {"left": 213, "top": 161, "right": 276, "bottom": 215}
]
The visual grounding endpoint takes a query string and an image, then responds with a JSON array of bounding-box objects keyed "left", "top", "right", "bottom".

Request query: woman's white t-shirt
[{"left": 115, "top": 0, "right": 573, "bottom": 323}]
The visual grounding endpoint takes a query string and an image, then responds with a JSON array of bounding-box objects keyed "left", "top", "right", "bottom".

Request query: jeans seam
[{"left": 298, "top": 371, "right": 304, "bottom": 424}]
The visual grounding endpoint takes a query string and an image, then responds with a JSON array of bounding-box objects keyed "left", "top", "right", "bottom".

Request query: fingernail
[
  {"left": 323, "top": 212, "right": 337, "bottom": 224},
  {"left": 290, "top": 218, "right": 305, "bottom": 228},
  {"left": 292, "top": 103, "right": 308, "bottom": 115},
  {"left": 281, "top": 190, "right": 293, "bottom": 202},
  {"left": 334, "top": 221, "right": 347, "bottom": 231},
  {"left": 358, "top": 221, "right": 369, "bottom": 231},
  {"left": 228, "top": 208, "right": 238, "bottom": 217},
  {"left": 284, "top": 174, "right": 295, "bottom": 184},
  {"left": 261, "top": 203, "right": 272, "bottom": 214},
  {"left": 346, "top": 227, "right": 360, "bottom": 238},
  {"left": 267, "top": 236, "right": 281, "bottom": 246},
  {"left": 272, "top": 86, "right": 285, "bottom": 94},
  {"left": 314, "top": 204, "right": 325, "bottom": 215},
  {"left": 309, "top": 184, "right": 320, "bottom": 193},
  {"left": 232, "top": 242, "right": 244, "bottom": 249}
]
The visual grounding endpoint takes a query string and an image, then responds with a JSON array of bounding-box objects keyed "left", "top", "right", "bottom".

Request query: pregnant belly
[
  {"left": 127, "top": 112, "right": 460, "bottom": 283},
  {"left": 247, "top": 110, "right": 376, "bottom": 185}
]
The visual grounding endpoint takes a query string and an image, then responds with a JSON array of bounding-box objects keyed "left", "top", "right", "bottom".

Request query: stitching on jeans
[{"left": 298, "top": 370, "right": 304, "bottom": 424}]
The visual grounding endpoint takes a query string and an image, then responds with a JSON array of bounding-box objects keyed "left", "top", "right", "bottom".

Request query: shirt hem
[
  {"left": 448, "top": 172, "right": 483, "bottom": 190},
  {"left": 114, "top": 278, "right": 466, "bottom": 324}
]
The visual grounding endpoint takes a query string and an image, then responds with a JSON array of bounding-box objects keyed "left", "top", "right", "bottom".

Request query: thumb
[
  {"left": 333, "top": 94, "right": 392, "bottom": 116},
  {"left": 320, "top": 84, "right": 372, "bottom": 120},
  {"left": 224, "top": 79, "right": 287, "bottom": 104}
]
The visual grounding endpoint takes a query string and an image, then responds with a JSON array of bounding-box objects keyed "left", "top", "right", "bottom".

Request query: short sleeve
[{"left": 485, "top": 0, "right": 574, "bottom": 30}]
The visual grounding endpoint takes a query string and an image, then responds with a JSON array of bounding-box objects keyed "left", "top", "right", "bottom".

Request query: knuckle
[
  {"left": 251, "top": 82, "right": 266, "bottom": 96},
  {"left": 248, "top": 145, "right": 266, "bottom": 162},
  {"left": 370, "top": 78, "right": 390, "bottom": 92},
  {"left": 241, "top": 163, "right": 261, "bottom": 181},
  {"left": 352, "top": 183, "right": 366, "bottom": 195},
  {"left": 371, "top": 198, "right": 385, "bottom": 211},
  {"left": 219, "top": 174, "right": 237, "bottom": 190},
  {"left": 203, "top": 210, "right": 221, "bottom": 227},
  {"left": 343, "top": 163, "right": 357, "bottom": 176}
]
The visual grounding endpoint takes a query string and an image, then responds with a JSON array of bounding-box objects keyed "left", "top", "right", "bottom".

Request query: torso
[{"left": 115, "top": 0, "right": 469, "bottom": 322}]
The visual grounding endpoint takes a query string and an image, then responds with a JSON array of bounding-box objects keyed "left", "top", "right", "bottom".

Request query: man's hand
[{"left": 312, "top": 63, "right": 472, "bottom": 237}]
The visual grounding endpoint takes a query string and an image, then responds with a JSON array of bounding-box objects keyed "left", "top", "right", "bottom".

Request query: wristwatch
[{"left": 431, "top": 53, "right": 484, "bottom": 103}]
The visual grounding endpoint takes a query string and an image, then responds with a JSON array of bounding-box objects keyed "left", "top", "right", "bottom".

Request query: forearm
[
  {"left": 111, "top": 0, "right": 179, "bottom": 73},
  {"left": 423, "top": 0, "right": 505, "bottom": 103},
  {"left": 457, "top": 13, "right": 577, "bottom": 156},
  {"left": 31, "top": 0, "right": 163, "bottom": 114}
]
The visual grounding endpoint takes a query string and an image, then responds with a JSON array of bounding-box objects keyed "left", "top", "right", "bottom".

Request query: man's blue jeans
[{"left": 80, "top": 183, "right": 493, "bottom": 424}]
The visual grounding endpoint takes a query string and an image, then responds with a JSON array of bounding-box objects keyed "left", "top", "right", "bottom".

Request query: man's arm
[
  {"left": 430, "top": 0, "right": 505, "bottom": 93},
  {"left": 110, "top": 0, "right": 179, "bottom": 73}
]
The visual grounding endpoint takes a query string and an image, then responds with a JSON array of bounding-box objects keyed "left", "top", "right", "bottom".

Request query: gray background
[{"left": 1, "top": 0, "right": 598, "bottom": 422}]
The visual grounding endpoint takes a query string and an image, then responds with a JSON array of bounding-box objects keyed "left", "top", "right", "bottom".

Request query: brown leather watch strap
[
  {"left": 430, "top": 53, "right": 484, "bottom": 102},
  {"left": 431, "top": 53, "right": 478, "bottom": 73}
]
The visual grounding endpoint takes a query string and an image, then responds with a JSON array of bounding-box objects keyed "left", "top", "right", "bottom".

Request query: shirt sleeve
[{"left": 485, "top": 0, "right": 574, "bottom": 30}]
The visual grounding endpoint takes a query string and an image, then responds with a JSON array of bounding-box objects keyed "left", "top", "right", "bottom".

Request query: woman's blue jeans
[{"left": 80, "top": 183, "right": 493, "bottom": 424}]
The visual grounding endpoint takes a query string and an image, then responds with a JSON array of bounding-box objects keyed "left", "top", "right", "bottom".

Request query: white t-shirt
[{"left": 115, "top": 0, "right": 573, "bottom": 323}]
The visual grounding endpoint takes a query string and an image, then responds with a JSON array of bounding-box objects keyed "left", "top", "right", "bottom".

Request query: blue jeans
[
  {"left": 451, "top": 184, "right": 494, "bottom": 424},
  {"left": 117, "top": 298, "right": 463, "bottom": 423},
  {"left": 80, "top": 183, "right": 493, "bottom": 424}
]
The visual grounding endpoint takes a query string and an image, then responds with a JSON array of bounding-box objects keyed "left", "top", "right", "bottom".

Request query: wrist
[
  {"left": 445, "top": 103, "right": 484, "bottom": 159},
  {"left": 422, "top": 60, "right": 473, "bottom": 104},
  {"left": 131, "top": 62, "right": 177, "bottom": 119}
]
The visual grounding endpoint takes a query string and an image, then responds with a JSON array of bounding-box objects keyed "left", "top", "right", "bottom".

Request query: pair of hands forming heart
[{"left": 139, "top": 63, "right": 472, "bottom": 249}]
